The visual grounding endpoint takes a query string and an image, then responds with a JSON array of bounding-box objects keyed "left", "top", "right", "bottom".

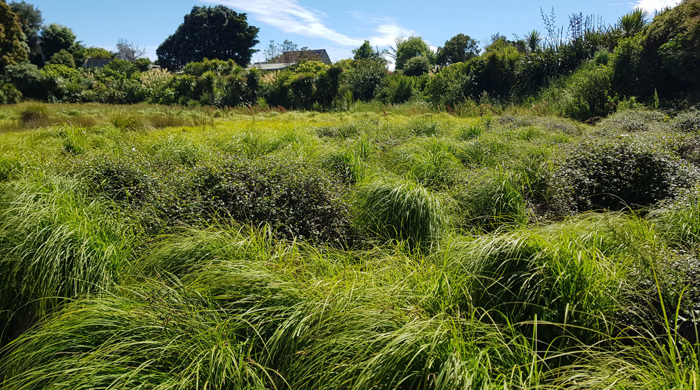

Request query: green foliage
[
  {"left": 402, "top": 56, "right": 431, "bottom": 77},
  {"left": 8, "top": 1, "right": 43, "bottom": 53},
  {"left": 655, "top": 184, "right": 700, "bottom": 247},
  {"left": 344, "top": 59, "right": 387, "bottom": 102},
  {"left": 426, "top": 62, "right": 471, "bottom": 106},
  {"left": 436, "top": 33, "right": 479, "bottom": 66},
  {"left": 194, "top": 157, "right": 351, "bottom": 245},
  {"left": 560, "top": 62, "right": 614, "bottom": 121},
  {"left": 354, "top": 177, "right": 445, "bottom": 247},
  {"left": 375, "top": 74, "right": 417, "bottom": 104},
  {"left": 0, "top": 2, "right": 29, "bottom": 72},
  {"left": 352, "top": 40, "right": 384, "bottom": 61},
  {"left": 550, "top": 140, "right": 693, "bottom": 212},
  {"left": 40, "top": 23, "right": 76, "bottom": 61},
  {"left": 157, "top": 5, "right": 259, "bottom": 70},
  {"left": 47, "top": 49, "right": 75, "bottom": 68},
  {"left": 394, "top": 36, "right": 435, "bottom": 70}
]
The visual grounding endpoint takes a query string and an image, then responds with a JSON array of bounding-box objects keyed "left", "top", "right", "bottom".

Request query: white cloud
[
  {"left": 203, "top": 0, "right": 363, "bottom": 46},
  {"left": 369, "top": 23, "right": 416, "bottom": 47},
  {"left": 633, "top": 0, "right": 681, "bottom": 12}
]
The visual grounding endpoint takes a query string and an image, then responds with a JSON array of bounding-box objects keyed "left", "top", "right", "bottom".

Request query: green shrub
[
  {"left": 403, "top": 56, "right": 431, "bottom": 77},
  {"left": 194, "top": 157, "right": 351, "bottom": 245},
  {"left": 78, "top": 157, "right": 152, "bottom": 204},
  {"left": 560, "top": 63, "right": 614, "bottom": 121},
  {"left": 550, "top": 141, "right": 694, "bottom": 212},
  {"left": 354, "top": 177, "right": 445, "bottom": 248},
  {"left": 673, "top": 110, "right": 700, "bottom": 132},
  {"left": 596, "top": 109, "right": 667, "bottom": 133}
]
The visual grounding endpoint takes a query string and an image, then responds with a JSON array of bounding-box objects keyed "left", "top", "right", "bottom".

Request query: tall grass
[
  {"left": 354, "top": 177, "right": 447, "bottom": 248},
  {"left": 0, "top": 173, "right": 139, "bottom": 343}
]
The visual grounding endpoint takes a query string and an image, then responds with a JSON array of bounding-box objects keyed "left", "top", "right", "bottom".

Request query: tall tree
[
  {"left": 436, "top": 34, "right": 479, "bottom": 66},
  {"left": 157, "top": 5, "right": 259, "bottom": 70},
  {"left": 8, "top": 1, "right": 42, "bottom": 53},
  {"left": 0, "top": 2, "right": 28, "bottom": 71},
  {"left": 394, "top": 36, "right": 435, "bottom": 70},
  {"left": 352, "top": 40, "right": 385, "bottom": 62},
  {"left": 40, "top": 23, "right": 76, "bottom": 60}
]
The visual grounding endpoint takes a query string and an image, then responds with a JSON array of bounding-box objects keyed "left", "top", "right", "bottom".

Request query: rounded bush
[
  {"left": 550, "top": 141, "right": 694, "bottom": 212},
  {"left": 194, "top": 157, "right": 351, "bottom": 245}
]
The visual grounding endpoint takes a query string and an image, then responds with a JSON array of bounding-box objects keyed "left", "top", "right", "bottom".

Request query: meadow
[{"left": 1, "top": 102, "right": 700, "bottom": 389}]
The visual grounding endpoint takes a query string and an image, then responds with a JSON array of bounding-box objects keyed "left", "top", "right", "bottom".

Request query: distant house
[
  {"left": 252, "top": 49, "right": 332, "bottom": 71},
  {"left": 83, "top": 57, "right": 114, "bottom": 68}
]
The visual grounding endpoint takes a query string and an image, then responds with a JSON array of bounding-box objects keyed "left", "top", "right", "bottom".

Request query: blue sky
[{"left": 24, "top": 0, "right": 681, "bottom": 66}]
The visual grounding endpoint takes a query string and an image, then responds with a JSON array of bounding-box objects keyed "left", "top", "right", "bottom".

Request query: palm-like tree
[
  {"left": 526, "top": 30, "right": 542, "bottom": 52},
  {"left": 618, "top": 8, "right": 649, "bottom": 38}
]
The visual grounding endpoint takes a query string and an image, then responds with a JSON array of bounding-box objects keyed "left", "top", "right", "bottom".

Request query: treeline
[{"left": 0, "top": 0, "right": 698, "bottom": 121}]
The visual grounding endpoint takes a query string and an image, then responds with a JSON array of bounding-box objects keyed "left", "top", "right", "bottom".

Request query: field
[{"left": 1, "top": 102, "right": 700, "bottom": 389}]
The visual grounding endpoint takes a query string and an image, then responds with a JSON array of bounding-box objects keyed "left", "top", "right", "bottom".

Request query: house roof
[
  {"left": 268, "top": 49, "right": 330, "bottom": 64},
  {"left": 251, "top": 62, "right": 296, "bottom": 71}
]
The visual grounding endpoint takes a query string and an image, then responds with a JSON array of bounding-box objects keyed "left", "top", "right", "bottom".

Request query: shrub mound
[{"left": 549, "top": 141, "right": 693, "bottom": 212}]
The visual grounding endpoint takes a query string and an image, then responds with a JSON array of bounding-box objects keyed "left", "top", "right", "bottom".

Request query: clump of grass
[
  {"left": 18, "top": 104, "right": 51, "bottom": 128},
  {"left": 452, "top": 169, "right": 529, "bottom": 232},
  {"left": 145, "top": 110, "right": 193, "bottom": 128},
  {"left": 654, "top": 184, "right": 700, "bottom": 248},
  {"left": 110, "top": 111, "right": 151, "bottom": 131},
  {"left": 389, "top": 138, "right": 463, "bottom": 188},
  {"left": 0, "top": 174, "right": 138, "bottom": 343},
  {"left": 354, "top": 176, "right": 446, "bottom": 248}
]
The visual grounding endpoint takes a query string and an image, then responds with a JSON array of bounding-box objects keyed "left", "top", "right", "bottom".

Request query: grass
[{"left": 1, "top": 102, "right": 700, "bottom": 388}]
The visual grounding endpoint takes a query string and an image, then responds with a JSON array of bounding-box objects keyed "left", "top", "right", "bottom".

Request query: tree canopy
[
  {"left": 157, "top": 5, "right": 259, "bottom": 71},
  {"left": 40, "top": 24, "right": 76, "bottom": 61},
  {"left": 0, "top": 2, "right": 29, "bottom": 71},
  {"left": 436, "top": 34, "right": 479, "bottom": 66},
  {"left": 8, "top": 1, "right": 42, "bottom": 52},
  {"left": 394, "top": 36, "right": 435, "bottom": 70}
]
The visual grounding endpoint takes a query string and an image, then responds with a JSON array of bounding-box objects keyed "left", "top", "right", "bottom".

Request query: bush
[
  {"left": 596, "top": 109, "right": 667, "bottom": 133},
  {"left": 550, "top": 141, "right": 694, "bottom": 212},
  {"left": 194, "top": 157, "right": 351, "bottom": 245},
  {"left": 560, "top": 63, "right": 614, "bottom": 121},
  {"left": 78, "top": 157, "right": 153, "bottom": 204},
  {"left": 354, "top": 177, "right": 445, "bottom": 248},
  {"left": 403, "top": 56, "right": 431, "bottom": 77},
  {"left": 673, "top": 110, "right": 700, "bottom": 132}
]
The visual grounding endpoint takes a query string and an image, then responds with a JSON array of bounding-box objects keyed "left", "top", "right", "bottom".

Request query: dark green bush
[
  {"left": 403, "top": 56, "right": 431, "bottom": 77},
  {"left": 78, "top": 157, "right": 152, "bottom": 204},
  {"left": 194, "top": 157, "right": 351, "bottom": 245},
  {"left": 550, "top": 141, "right": 694, "bottom": 212}
]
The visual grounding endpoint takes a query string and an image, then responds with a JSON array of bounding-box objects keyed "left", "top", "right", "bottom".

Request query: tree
[
  {"left": 394, "top": 36, "right": 435, "bottom": 70},
  {"left": 403, "top": 56, "right": 430, "bottom": 76},
  {"left": 157, "top": 5, "right": 259, "bottom": 70},
  {"left": 0, "top": 2, "right": 28, "bottom": 71},
  {"left": 436, "top": 34, "right": 479, "bottom": 66},
  {"left": 47, "top": 49, "right": 75, "bottom": 68},
  {"left": 8, "top": 1, "right": 42, "bottom": 53},
  {"left": 41, "top": 24, "right": 76, "bottom": 61},
  {"left": 114, "top": 39, "right": 146, "bottom": 61},
  {"left": 352, "top": 40, "right": 386, "bottom": 62}
]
